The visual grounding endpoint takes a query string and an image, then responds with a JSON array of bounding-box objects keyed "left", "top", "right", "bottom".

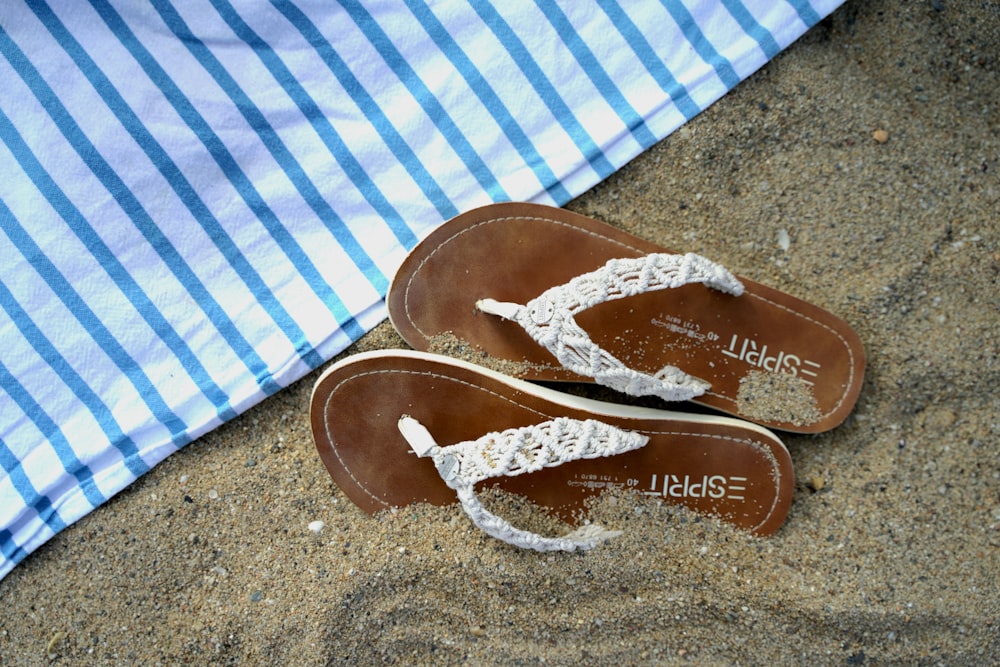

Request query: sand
[{"left": 1, "top": 2, "right": 997, "bottom": 665}]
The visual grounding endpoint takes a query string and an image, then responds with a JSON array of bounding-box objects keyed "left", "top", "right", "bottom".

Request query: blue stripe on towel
[
  {"left": 662, "top": 0, "right": 741, "bottom": 89},
  {"left": 0, "top": 425, "right": 71, "bottom": 534},
  {"left": 153, "top": 0, "right": 389, "bottom": 302},
  {"left": 209, "top": 1, "right": 423, "bottom": 254},
  {"left": 0, "top": 358, "right": 106, "bottom": 509},
  {"left": 0, "top": 271, "right": 150, "bottom": 483},
  {"left": 0, "top": 113, "right": 236, "bottom": 425},
  {"left": 0, "top": 205, "right": 153, "bottom": 480},
  {"left": 402, "top": 0, "right": 571, "bottom": 203},
  {"left": 0, "top": 24, "right": 286, "bottom": 396},
  {"left": 0, "top": 527, "right": 30, "bottom": 571},
  {"left": 94, "top": 0, "right": 364, "bottom": 350},
  {"left": 272, "top": 0, "right": 459, "bottom": 222},
  {"left": 595, "top": 1, "right": 701, "bottom": 122},
  {"left": 533, "top": 0, "right": 659, "bottom": 150},
  {"left": 785, "top": 0, "right": 823, "bottom": 28},
  {"left": 0, "top": 276, "right": 146, "bottom": 486},
  {"left": 722, "top": 0, "right": 782, "bottom": 59},
  {"left": 0, "top": 111, "right": 189, "bottom": 452},
  {"left": 469, "top": 0, "right": 616, "bottom": 179},
  {"left": 338, "top": 0, "right": 509, "bottom": 204}
]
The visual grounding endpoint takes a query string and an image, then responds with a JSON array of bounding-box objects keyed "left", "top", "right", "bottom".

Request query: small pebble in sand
[
  {"left": 46, "top": 631, "right": 65, "bottom": 660},
  {"left": 308, "top": 520, "right": 325, "bottom": 533},
  {"left": 777, "top": 229, "right": 791, "bottom": 251},
  {"left": 872, "top": 128, "right": 889, "bottom": 143}
]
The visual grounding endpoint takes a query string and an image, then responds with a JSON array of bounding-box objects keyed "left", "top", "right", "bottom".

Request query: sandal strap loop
[
  {"left": 398, "top": 416, "right": 648, "bottom": 552},
  {"left": 478, "top": 253, "right": 743, "bottom": 402}
]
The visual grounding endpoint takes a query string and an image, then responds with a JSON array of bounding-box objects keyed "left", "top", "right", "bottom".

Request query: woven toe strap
[
  {"left": 477, "top": 253, "right": 744, "bottom": 402},
  {"left": 398, "top": 415, "right": 649, "bottom": 552}
]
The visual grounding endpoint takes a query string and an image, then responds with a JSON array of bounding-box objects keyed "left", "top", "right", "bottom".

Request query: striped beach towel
[{"left": 0, "top": 0, "right": 843, "bottom": 580}]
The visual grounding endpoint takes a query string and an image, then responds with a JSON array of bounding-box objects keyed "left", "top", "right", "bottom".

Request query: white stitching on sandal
[
  {"left": 398, "top": 415, "right": 649, "bottom": 552},
  {"left": 477, "top": 253, "right": 744, "bottom": 402}
]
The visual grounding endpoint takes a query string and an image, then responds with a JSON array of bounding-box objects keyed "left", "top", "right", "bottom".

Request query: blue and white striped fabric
[{"left": 0, "top": 0, "right": 842, "bottom": 579}]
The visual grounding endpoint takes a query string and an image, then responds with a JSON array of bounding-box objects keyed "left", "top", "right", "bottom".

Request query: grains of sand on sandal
[{"left": 736, "top": 370, "right": 822, "bottom": 427}]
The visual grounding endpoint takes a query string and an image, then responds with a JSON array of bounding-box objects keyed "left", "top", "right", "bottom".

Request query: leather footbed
[
  {"left": 387, "top": 202, "right": 865, "bottom": 433},
  {"left": 311, "top": 350, "right": 794, "bottom": 537}
]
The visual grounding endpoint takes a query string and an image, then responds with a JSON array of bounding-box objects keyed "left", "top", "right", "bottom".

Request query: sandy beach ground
[{"left": 1, "top": 2, "right": 997, "bottom": 665}]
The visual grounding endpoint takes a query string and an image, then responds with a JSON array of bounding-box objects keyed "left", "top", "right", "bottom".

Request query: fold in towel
[{"left": 0, "top": 0, "right": 843, "bottom": 579}]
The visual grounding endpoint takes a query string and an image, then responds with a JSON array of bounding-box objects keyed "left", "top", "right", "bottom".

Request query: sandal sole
[
  {"left": 387, "top": 202, "right": 865, "bottom": 433},
  {"left": 311, "top": 350, "right": 794, "bottom": 537}
]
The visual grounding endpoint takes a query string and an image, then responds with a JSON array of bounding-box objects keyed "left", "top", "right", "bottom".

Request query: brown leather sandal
[
  {"left": 311, "top": 350, "right": 794, "bottom": 551},
  {"left": 387, "top": 202, "right": 865, "bottom": 433}
]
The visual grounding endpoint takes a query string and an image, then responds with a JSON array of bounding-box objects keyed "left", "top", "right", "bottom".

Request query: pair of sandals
[{"left": 310, "top": 203, "right": 865, "bottom": 552}]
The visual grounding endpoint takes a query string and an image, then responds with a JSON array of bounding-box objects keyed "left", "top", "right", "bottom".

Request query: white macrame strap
[
  {"left": 398, "top": 415, "right": 649, "bottom": 552},
  {"left": 477, "top": 253, "right": 744, "bottom": 402}
]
